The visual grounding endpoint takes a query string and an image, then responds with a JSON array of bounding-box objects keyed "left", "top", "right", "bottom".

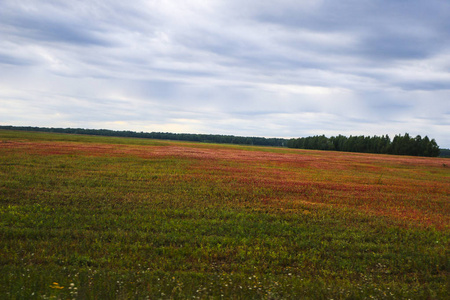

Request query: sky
[{"left": 1, "top": 0, "right": 449, "bottom": 148}]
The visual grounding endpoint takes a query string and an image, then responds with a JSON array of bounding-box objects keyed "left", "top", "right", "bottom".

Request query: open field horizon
[{"left": 0, "top": 129, "right": 449, "bottom": 299}]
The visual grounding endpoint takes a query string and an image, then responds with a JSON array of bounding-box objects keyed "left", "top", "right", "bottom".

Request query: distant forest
[
  {"left": 0, "top": 125, "right": 445, "bottom": 157},
  {"left": 287, "top": 134, "right": 440, "bottom": 157},
  {"left": 0, "top": 125, "right": 286, "bottom": 147}
]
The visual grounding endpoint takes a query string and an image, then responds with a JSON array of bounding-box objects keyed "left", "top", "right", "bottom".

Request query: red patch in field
[{"left": 1, "top": 139, "right": 448, "bottom": 229}]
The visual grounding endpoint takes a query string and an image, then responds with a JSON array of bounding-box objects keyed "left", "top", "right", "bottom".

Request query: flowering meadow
[{"left": 0, "top": 130, "right": 449, "bottom": 299}]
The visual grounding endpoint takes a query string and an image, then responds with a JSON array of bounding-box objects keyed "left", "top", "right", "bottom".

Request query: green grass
[{"left": 0, "top": 130, "right": 449, "bottom": 299}]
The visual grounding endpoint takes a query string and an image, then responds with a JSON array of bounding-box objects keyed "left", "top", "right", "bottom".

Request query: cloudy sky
[{"left": 1, "top": 0, "right": 449, "bottom": 147}]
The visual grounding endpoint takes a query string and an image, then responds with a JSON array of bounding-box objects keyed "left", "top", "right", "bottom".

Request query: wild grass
[{"left": 0, "top": 130, "right": 449, "bottom": 299}]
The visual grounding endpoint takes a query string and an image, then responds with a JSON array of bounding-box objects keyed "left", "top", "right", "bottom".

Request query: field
[{"left": 0, "top": 130, "right": 449, "bottom": 299}]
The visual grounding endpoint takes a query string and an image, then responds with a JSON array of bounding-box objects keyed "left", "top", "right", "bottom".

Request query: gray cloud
[
  {"left": 0, "top": 53, "right": 34, "bottom": 66},
  {"left": 0, "top": 0, "right": 449, "bottom": 147}
]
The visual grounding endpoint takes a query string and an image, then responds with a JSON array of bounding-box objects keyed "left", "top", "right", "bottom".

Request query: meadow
[{"left": 0, "top": 129, "right": 449, "bottom": 299}]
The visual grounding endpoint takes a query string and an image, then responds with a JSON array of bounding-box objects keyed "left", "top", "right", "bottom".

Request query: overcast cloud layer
[{"left": 1, "top": 0, "right": 449, "bottom": 147}]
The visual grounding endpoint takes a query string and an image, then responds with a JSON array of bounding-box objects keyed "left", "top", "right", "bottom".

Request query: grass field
[{"left": 0, "top": 129, "right": 449, "bottom": 299}]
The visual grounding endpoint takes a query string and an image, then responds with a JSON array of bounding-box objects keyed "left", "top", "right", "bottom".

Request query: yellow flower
[{"left": 50, "top": 282, "right": 64, "bottom": 289}]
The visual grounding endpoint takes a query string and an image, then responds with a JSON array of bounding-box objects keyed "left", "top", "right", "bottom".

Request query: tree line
[
  {"left": 0, "top": 126, "right": 443, "bottom": 157},
  {"left": 287, "top": 133, "right": 440, "bottom": 157},
  {"left": 0, "top": 126, "right": 286, "bottom": 147}
]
